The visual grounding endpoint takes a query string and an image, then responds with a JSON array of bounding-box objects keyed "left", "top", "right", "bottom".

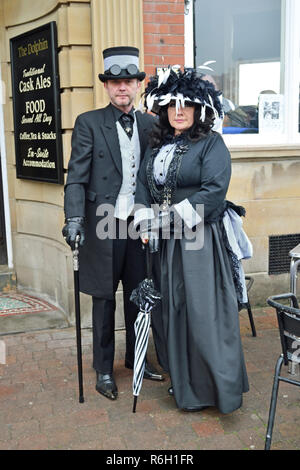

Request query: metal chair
[
  {"left": 289, "top": 243, "right": 300, "bottom": 297},
  {"left": 243, "top": 276, "right": 257, "bottom": 337},
  {"left": 265, "top": 293, "right": 300, "bottom": 450}
]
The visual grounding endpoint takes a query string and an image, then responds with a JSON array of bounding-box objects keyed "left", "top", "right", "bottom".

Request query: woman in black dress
[{"left": 134, "top": 67, "right": 251, "bottom": 413}]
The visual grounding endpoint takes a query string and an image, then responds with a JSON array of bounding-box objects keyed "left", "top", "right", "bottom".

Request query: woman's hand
[
  {"left": 140, "top": 232, "right": 150, "bottom": 244},
  {"left": 140, "top": 231, "right": 159, "bottom": 253}
]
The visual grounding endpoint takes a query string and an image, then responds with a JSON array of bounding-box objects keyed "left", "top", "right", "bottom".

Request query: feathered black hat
[{"left": 144, "top": 64, "right": 223, "bottom": 121}]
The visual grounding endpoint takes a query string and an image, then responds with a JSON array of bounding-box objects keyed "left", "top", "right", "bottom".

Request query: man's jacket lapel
[{"left": 100, "top": 104, "right": 123, "bottom": 175}]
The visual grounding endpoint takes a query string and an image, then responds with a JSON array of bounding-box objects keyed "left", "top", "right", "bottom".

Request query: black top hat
[{"left": 98, "top": 46, "right": 146, "bottom": 82}]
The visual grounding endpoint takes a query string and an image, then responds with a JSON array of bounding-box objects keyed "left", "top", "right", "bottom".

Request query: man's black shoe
[
  {"left": 144, "top": 361, "right": 164, "bottom": 381},
  {"left": 96, "top": 372, "right": 118, "bottom": 400},
  {"left": 168, "top": 386, "right": 174, "bottom": 396},
  {"left": 125, "top": 360, "right": 164, "bottom": 381}
]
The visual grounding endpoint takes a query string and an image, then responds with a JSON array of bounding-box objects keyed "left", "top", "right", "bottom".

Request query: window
[{"left": 190, "top": 0, "right": 300, "bottom": 146}]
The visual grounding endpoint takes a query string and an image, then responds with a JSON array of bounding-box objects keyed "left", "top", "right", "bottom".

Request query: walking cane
[{"left": 72, "top": 235, "right": 84, "bottom": 403}]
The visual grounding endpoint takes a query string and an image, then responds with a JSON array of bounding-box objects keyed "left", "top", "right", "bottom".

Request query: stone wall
[
  {"left": 228, "top": 146, "right": 300, "bottom": 304},
  {"left": 1, "top": 0, "right": 94, "bottom": 325},
  {"left": 1, "top": 0, "right": 144, "bottom": 327}
]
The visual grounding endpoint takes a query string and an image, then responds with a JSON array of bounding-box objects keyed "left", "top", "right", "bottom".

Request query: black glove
[{"left": 62, "top": 217, "right": 85, "bottom": 250}]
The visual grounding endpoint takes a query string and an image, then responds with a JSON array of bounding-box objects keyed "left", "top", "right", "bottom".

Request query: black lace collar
[{"left": 161, "top": 131, "right": 189, "bottom": 147}]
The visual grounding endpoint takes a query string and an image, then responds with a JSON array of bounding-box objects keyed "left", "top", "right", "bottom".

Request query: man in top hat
[{"left": 63, "top": 46, "right": 163, "bottom": 400}]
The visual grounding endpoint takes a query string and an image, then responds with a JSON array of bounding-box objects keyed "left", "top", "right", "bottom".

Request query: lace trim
[
  {"left": 146, "top": 135, "right": 189, "bottom": 209},
  {"left": 220, "top": 218, "right": 245, "bottom": 311}
]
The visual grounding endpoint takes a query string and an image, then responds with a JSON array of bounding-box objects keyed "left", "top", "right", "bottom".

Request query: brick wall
[{"left": 143, "top": 0, "right": 185, "bottom": 80}]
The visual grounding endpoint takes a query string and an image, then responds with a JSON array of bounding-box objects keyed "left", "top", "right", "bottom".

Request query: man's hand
[{"left": 62, "top": 217, "right": 85, "bottom": 250}]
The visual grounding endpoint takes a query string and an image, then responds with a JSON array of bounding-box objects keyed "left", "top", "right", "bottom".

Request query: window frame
[{"left": 185, "top": 0, "right": 300, "bottom": 148}]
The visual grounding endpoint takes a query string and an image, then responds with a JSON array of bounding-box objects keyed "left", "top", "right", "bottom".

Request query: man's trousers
[{"left": 92, "top": 217, "right": 146, "bottom": 374}]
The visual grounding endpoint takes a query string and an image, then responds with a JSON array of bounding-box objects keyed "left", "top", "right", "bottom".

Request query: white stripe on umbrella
[
  {"left": 133, "top": 304, "right": 151, "bottom": 398},
  {"left": 130, "top": 271, "right": 162, "bottom": 412}
]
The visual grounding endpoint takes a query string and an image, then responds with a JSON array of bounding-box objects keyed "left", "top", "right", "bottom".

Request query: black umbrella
[
  {"left": 130, "top": 242, "right": 161, "bottom": 413},
  {"left": 72, "top": 235, "right": 84, "bottom": 403}
]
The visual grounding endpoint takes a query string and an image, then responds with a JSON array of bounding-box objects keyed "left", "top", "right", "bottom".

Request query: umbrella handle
[{"left": 146, "top": 244, "right": 153, "bottom": 279}]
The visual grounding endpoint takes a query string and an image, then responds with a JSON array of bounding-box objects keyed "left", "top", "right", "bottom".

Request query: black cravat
[{"left": 120, "top": 113, "right": 134, "bottom": 139}]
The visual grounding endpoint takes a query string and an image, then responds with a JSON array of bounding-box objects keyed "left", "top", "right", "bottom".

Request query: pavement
[{"left": 0, "top": 296, "right": 300, "bottom": 451}]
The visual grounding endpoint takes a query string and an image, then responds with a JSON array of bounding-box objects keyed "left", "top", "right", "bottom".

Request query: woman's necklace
[{"left": 147, "top": 136, "right": 190, "bottom": 210}]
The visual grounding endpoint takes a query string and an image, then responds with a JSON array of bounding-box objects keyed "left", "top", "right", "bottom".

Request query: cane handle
[
  {"left": 73, "top": 235, "right": 80, "bottom": 271},
  {"left": 75, "top": 234, "right": 80, "bottom": 250}
]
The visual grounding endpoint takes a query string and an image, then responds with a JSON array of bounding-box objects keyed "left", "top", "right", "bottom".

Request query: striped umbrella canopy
[{"left": 130, "top": 277, "right": 161, "bottom": 412}]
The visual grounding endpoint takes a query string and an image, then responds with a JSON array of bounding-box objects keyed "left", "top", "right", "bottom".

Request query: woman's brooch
[{"left": 176, "top": 143, "right": 189, "bottom": 156}]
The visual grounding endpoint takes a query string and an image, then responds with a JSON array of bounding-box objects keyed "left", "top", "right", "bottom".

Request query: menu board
[{"left": 10, "top": 22, "right": 63, "bottom": 184}]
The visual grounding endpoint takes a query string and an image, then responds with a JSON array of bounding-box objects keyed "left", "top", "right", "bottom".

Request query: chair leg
[
  {"left": 265, "top": 355, "right": 284, "bottom": 450},
  {"left": 246, "top": 302, "right": 257, "bottom": 337}
]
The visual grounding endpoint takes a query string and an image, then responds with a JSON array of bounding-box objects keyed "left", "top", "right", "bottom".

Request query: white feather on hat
[{"left": 143, "top": 63, "right": 223, "bottom": 121}]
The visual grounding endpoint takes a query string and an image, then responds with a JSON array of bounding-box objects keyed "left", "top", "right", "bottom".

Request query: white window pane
[
  {"left": 239, "top": 62, "right": 280, "bottom": 106},
  {"left": 194, "top": 0, "right": 283, "bottom": 135}
]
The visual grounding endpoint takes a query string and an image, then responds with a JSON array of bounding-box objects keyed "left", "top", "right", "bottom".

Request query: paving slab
[{"left": 0, "top": 302, "right": 299, "bottom": 451}]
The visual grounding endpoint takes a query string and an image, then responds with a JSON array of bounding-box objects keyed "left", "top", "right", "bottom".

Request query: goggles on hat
[{"left": 108, "top": 64, "right": 139, "bottom": 76}]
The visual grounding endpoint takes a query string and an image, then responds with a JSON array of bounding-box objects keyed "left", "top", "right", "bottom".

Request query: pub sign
[{"left": 10, "top": 22, "right": 63, "bottom": 184}]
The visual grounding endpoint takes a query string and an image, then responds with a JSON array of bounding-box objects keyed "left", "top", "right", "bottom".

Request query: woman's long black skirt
[{"left": 153, "top": 221, "right": 249, "bottom": 414}]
